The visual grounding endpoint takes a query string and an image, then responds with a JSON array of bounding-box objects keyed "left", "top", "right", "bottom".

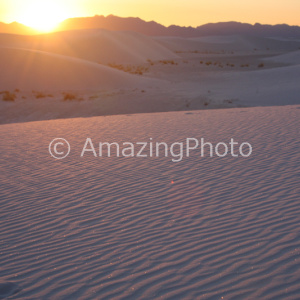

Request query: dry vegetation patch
[{"left": 1, "top": 91, "right": 16, "bottom": 102}]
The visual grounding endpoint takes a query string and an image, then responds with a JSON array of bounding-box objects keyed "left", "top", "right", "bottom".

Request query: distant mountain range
[
  {"left": 1, "top": 15, "right": 300, "bottom": 38},
  {"left": 0, "top": 21, "right": 38, "bottom": 35}
]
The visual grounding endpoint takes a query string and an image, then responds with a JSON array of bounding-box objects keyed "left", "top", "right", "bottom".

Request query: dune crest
[
  {"left": 0, "top": 47, "right": 159, "bottom": 91},
  {"left": 0, "top": 29, "right": 179, "bottom": 64}
]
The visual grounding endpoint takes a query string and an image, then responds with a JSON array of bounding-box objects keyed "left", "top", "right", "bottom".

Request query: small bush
[
  {"left": 258, "top": 63, "right": 264, "bottom": 68},
  {"left": 35, "top": 92, "right": 47, "bottom": 99},
  {"left": 108, "top": 63, "right": 149, "bottom": 75},
  {"left": 2, "top": 91, "right": 16, "bottom": 102},
  {"left": 63, "top": 93, "right": 77, "bottom": 101},
  {"left": 89, "top": 95, "right": 98, "bottom": 100},
  {"left": 159, "top": 60, "right": 178, "bottom": 65},
  {"left": 147, "top": 59, "right": 154, "bottom": 66}
]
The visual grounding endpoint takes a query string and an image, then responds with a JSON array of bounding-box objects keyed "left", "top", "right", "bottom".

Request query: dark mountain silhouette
[
  {"left": 1, "top": 15, "right": 300, "bottom": 38},
  {"left": 196, "top": 22, "right": 300, "bottom": 37},
  {"left": 58, "top": 15, "right": 176, "bottom": 36},
  {"left": 0, "top": 21, "right": 38, "bottom": 35},
  {"left": 58, "top": 16, "right": 300, "bottom": 37}
]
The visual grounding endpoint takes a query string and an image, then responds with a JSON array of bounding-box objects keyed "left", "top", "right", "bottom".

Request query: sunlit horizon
[{"left": 1, "top": 0, "right": 300, "bottom": 33}]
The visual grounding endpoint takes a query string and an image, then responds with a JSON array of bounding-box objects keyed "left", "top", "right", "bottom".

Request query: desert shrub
[
  {"left": 2, "top": 91, "right": 16, "bottom": 102},
  {"left": 63, "top": 93, "right": 77, "bottom": 101},
  {"left": 159, "top": 60, "right": 178, "bottom": 65},
  {"left": 35, "top": 92, "right": 47, "bottom": 99},
  {"left": 33, "top": 91, "right": 54, "bottom": 99},
  {"left": 108, "top": 63, "right": 149, "bottom": 75},
  {"left": 224, "top": 99, "right": 233, "bottom": 104},
  {"left": 147, "top": 59, "right": 154, "bottom": 66},
  {"left": 89, "top": 95, "right": 98, "bottom": 100}
]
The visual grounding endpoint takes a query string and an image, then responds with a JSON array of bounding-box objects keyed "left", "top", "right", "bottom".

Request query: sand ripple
[{"left": 0, "top": 106, "right": 300, "bottom": 299}]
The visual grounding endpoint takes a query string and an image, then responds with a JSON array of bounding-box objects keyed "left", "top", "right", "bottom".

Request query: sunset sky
[{"left": 1, "top": 0, "right": 299, "bottom": 32}]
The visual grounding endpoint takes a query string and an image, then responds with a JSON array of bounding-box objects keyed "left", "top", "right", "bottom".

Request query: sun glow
[{"left": 18, "top": 0, "right": 69, "bottom": 32}]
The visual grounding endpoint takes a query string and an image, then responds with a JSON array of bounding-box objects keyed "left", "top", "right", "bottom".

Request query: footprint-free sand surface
[
  {"left": 1, "top": 105, "right": 299, "bottom": 299},
  {"left": 1, "top": 27, "right": 300, "bottom": 299},
  {"left": 1, "top": 30, "right": 300, "bottom": 124}
]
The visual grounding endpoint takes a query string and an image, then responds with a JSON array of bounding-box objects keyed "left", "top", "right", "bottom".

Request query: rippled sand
[{"left": 1, "top": 105, "right": 299, "bottom": 299}]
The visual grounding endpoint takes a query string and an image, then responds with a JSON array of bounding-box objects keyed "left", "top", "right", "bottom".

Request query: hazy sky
[{"left": 1, "top": 0, "right": 300, "bottom": 28}]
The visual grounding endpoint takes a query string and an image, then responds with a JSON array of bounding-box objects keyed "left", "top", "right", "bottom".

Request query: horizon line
[{"left": 1, "top": 14, "right": 300, "bottom": 31}]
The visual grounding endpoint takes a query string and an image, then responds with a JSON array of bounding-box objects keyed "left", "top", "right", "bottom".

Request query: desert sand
[
  {"left": 0, "top": 27, "right": 300, "bottom": 299},
  {"left": 1, "top": 105, "right": 300, "bottom": 299},
  {"left": 1, "top": 30, "right": 300, "bottom": 123}
]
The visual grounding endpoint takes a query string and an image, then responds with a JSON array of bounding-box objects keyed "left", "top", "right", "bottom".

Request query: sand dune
[
  {"left": 1, "top": 43, "right": 300, "bottom": 123},
  {"left": 1, "top": 27, "right": 300, "bottom": 300},
  {"left": 263, "top": 50, "right": 300, "bottom": 65},
  {"left": 155, "top": 35, "right": 300, "bottom": 53},
  {"left": 191, "top": 64, "right": 300, "bottom": 106},
  {"left": 0, "top": 29, "right": 178, "bottom": 64},
  {"left": 0, "top": 105, "right": 299, "bottom": 299},
  {"left": 0, "top": 47, "right": 160, "bottom": 91}
]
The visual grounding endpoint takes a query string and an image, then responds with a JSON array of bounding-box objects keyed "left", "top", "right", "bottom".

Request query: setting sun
[{"left": 17, "top": 0, "right": 68, "bottom": 32}]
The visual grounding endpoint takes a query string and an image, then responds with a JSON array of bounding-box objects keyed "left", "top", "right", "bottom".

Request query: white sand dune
[
  {"left": 263, "top": 50, "right": 300, "bottom": 65},
  {"left": 155, "top": 35, "right": 300, "bottom": 53},
  {"left": 1, "top": 45, "right": 300, "bottom": 123},
  {"left": 0, "top": 47, "right": 161, "bottom": 91},
  {"left": 189, "top": 64, "right": 300, "bottom": 106},
  {"left": 0, "top": 105, "right": 299, "bottom": 299},
  {"left": 0, "top": 29, "right": 179, "bottom": 64},
  {"left": 1, "top": 28, "right": 300, "bottom": 299}
]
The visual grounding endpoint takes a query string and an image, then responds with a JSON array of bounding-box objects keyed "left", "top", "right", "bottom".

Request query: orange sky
[{"left": 1, "top": 0, "right": 300, "bottom": 32}]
